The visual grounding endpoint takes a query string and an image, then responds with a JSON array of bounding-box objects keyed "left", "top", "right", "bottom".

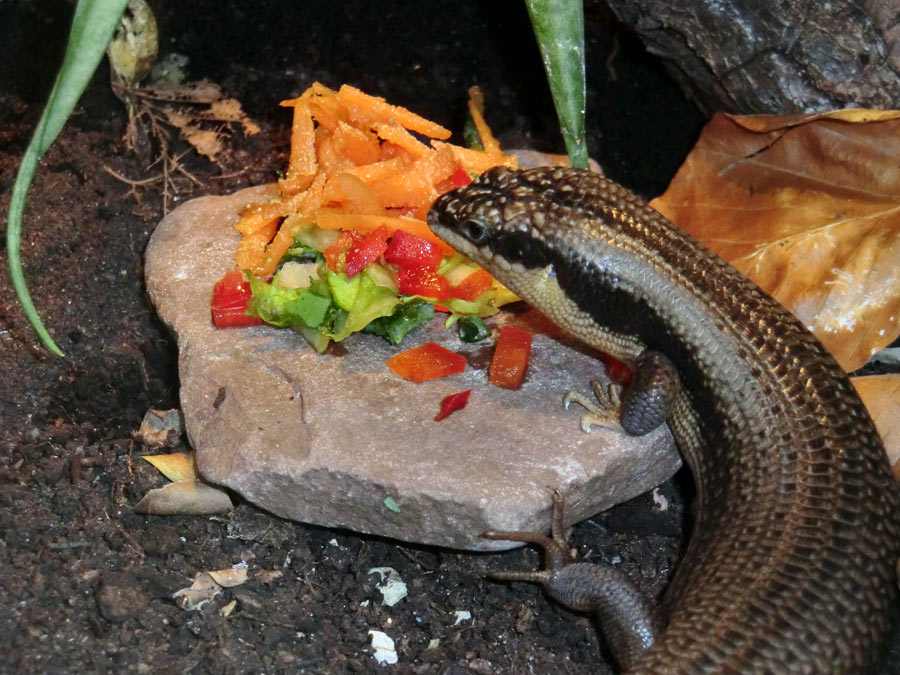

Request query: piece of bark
[{"left": 601, "top": 0, "right": 900, "bottom": 114}]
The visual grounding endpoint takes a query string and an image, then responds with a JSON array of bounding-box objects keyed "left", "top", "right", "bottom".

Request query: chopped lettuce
[
  {"left": 246, "top": 275, "right": 332, "bottom": 329},
  {"left": 328, "top": 270, "right": 400, "bottom": 341},
  {"left": 442, "top": 285, "right": 519, "bottom": 317},
  {"left": 245, "top": 224, "right": 519, "bottom": 351}
]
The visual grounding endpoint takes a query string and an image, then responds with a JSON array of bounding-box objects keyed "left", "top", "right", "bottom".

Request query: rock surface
[
  {"left": 603, "top": 0, "right": 900, "bottom": 114},
  {"left": 145, "top": 186, "right": 680, "bottom": 550}
]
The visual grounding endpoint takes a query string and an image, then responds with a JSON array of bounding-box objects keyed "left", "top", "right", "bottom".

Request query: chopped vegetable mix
[
  {"left": 489, "top": 325, "right": 533, "bottom": 390},
  {"left": 211, "top": 271, "right": 264, "bottom": 328},
  {"left": 386, "top": 342, "right": 467, "bottom": 383},
  {"left": 435, "top": 389, "right": 472, "bottom": 421},
  {"left": 212, "top": 83, "right": 521, "bottom": 352},
  {"left": 457, "top": 316, "right": 490, "bottom": 342}
]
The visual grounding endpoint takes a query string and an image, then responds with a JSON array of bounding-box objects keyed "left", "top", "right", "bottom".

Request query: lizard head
[{"left": 427, "top": 166, "right": 559, "bottom": 273}]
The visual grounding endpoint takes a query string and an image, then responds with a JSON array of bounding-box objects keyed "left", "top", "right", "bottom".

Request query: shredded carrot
[
  {"left": 279, "top": 100, "right": 317, "bottom": 194},
  {"left": 323, "top": 173, "right": 386, "bottom": 215},
  {"left": 336, "top": 85, "right": 452, "bottom": 139},
  {"left": 234, "top": 83, "right": 515, "bottom": 277},
  {"left": 256, "top": 221, "right": 296, "bottom": 277},
  {"left": 372, "top": 122, "right": 431, "bottom": 157},
  {"left": 235, "top": 219, "right": 279, "bottom": 271},
  {"left": 467, "top": 85, "right": 504, "bottom": 159},
  {"left": 432, "top": 141, "right": 517, "bottom": 174},
  {"left": 344, "top": 157, "right": 410, "bottom": 184},
  {"left": 234, "top": 210, "right": 280, "bottom": 237},
  {"left": 334, "top": 121, "right": 381, "bottom": 165}
]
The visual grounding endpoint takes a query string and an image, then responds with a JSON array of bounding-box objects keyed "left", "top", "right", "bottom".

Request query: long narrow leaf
[
  {"left": 6, "top": 0, "right": 130, "bottom": 356},
  {"left": 525, "top": 0, "right": 588, "bottom": 169}
]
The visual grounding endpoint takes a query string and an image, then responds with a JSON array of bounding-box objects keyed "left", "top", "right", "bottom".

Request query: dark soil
[{"left": 0, "top": 2, "right": 709, "bottom": 672}]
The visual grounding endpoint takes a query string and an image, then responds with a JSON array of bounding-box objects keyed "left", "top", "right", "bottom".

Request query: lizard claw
[{"left": 482, "top": 490, "right": 577, "bottom": 582}]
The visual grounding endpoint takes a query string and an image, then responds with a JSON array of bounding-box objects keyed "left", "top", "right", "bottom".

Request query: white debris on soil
[
  {"left": 652, "top": 487, "right": 669, "bottom": 511},
  {"left": 452, "top": 610, "right": 471, "bottom": 625},
  {"left": 368, "top": 567, "right": 408, "bottom": 606},
  {"left": 368, "top": 630, "right": 398, "bottom": 665}
]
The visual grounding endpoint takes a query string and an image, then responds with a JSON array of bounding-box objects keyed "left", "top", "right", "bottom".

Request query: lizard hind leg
[
  {"left": 482, "top": 490, "right": 658, "bottom": 670},
  {"left": 482, "top": 490, "right": 576, "bottom": 581}
]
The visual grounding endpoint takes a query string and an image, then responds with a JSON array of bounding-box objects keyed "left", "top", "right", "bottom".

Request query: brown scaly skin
[{"left": 428, "top": 166, "right": 900, "bottom": 674}]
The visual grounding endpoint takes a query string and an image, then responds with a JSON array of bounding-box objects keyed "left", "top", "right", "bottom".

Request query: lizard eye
[{"left": 461, "top": 219, "right": 490, "bottom": 244}]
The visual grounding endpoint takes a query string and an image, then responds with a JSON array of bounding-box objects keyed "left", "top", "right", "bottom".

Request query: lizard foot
[
  {"left": 483, "top": 490, "right": 658, "bottom": 668},
  {"left": 563, "top": 379, "right": 623, "bottom": 433},
  {"left": 482, "top": 490, "right": 577, "bottom": 585}
]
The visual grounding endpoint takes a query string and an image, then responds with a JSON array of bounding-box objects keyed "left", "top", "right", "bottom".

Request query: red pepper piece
[
  {"left": 450, "top": 268, "right": 493, "bottom": 301},
  {"left": 434, "top": 389, "right": 472, "bottom": 421},
  {"left": 600, "top": 352, "right": 633, "bottom": 387},
  {"left": 323, "top": 230, "right": 361, "bottom": 271},
  {"left": 489, "top": 325, "right": 533, "bottom": 390},
  {"left": 395, "top": 266, "right": 452, "bottom": 301},
  {"left": 448, "top": 167, "right": 473, "bottom": 188},
  {"left": 345, "top": 225, "right": 391, "bottom": 278},
  {"left": 211, "top": 271, "right": 264, "bottom": 328},
  {"left": 387, "top": 342, "right": 467, "bottom": 383},
  {"left": 384, "top": 230, "right": 444, "bottom": 271}
]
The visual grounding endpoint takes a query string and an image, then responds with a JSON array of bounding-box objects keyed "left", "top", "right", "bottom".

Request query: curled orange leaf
[{"left": 652, "top": 111, "right": 900, "bottom": 371}]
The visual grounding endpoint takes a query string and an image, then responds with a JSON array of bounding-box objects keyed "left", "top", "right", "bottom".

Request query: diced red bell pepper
[
  {"left": 384, "top": 230, "right": 444, "bottom": 271},
  {"left": 211, "top": 270, "right": 264, "bottom": 328},
  {"left": 448, "top": 166, "right": 473, "bottom": 188},
  {"left": 489, "top": 325, "right": 532, "bottom": 390},
  {"left": 600, "top": 352, "right": 633, "bottom": 387},
  {"left": 345, "top": 225, "right": 390, "bottom": 278},
  {"left": 395, "top": 266, "right": 451, "bottom": 301},
  {"left": 387, "top": 342, "right": 467, "bottom": 383},
  {"left": 324, "top": 230, "right": 361, "bottom": 271},
  {"left": 450, "top": 268, "right": 493, "bottom": 301},
  {"left": 434, "top": 389, "right": 472, "bottom": 421}
]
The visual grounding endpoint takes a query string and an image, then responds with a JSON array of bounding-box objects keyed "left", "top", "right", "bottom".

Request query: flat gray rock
[{"left": 145, "top": 185, "right": 680, "bottom": 550}]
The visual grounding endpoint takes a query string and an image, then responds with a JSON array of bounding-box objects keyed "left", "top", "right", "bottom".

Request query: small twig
[
  {"left": 102, "top": 164, "right": 162, "bottom": 187},
  {"left": 48, "top": 540, "right": 91, "bottom": 551},
  {"left": 70, "top": 455, "right": 102, "bottom": 486}
]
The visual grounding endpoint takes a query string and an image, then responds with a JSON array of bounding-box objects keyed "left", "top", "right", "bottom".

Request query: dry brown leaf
[
  {"left": 133, "top": 479, "right": 233, "bottom": 515},
  {"left": 138, "top": 78, "right": 225, "bottom": 104},
  {"left": 181, "top": 126, "right": 224, "bottom": 161},
  {"left": 652, "top": 111, "right": 900, "bottom": 371},
  {"left": 205, "top": 99, "right": 260, "bottom": 136},
  {"left": 852, "top": 374, "right": 900, "bottom": 479},
  {"left": 133, "top": 408, "right": 183, "bottom": 448},
  {"left": 173, "top": 566, "right": 248, "bottom": 611}
]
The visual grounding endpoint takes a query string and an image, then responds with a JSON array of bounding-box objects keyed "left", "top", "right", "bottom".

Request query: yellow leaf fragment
[
  {"left": 652, "top": 111, "right": 900, "bottom": 371},
  {"left": 852, "top": 374, "right": 900, "bottom": 479},
  {"left": 142, "top": 451, "right": 196, "bottom": 482}
]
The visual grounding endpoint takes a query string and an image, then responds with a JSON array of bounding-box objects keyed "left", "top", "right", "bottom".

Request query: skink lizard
[{"left": 427, "top": 166, "right": 900, "bottom": 673}]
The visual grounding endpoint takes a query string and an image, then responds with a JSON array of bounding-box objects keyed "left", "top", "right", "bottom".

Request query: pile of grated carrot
[{"left": 232, "top": 83, "right": 518, "bottom": 278}]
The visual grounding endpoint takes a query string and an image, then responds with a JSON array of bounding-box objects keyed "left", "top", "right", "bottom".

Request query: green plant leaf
[
  {"left": 525, "top": 0, "right": 588, "bottom": 169},
  {"left": 6, "top": 0, "right": 130, "bottom": 357}
]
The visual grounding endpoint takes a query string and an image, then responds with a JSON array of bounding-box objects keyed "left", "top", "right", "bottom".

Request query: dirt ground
[{"left": 1, "top": 2, "right": 892, "bottom": 674}]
